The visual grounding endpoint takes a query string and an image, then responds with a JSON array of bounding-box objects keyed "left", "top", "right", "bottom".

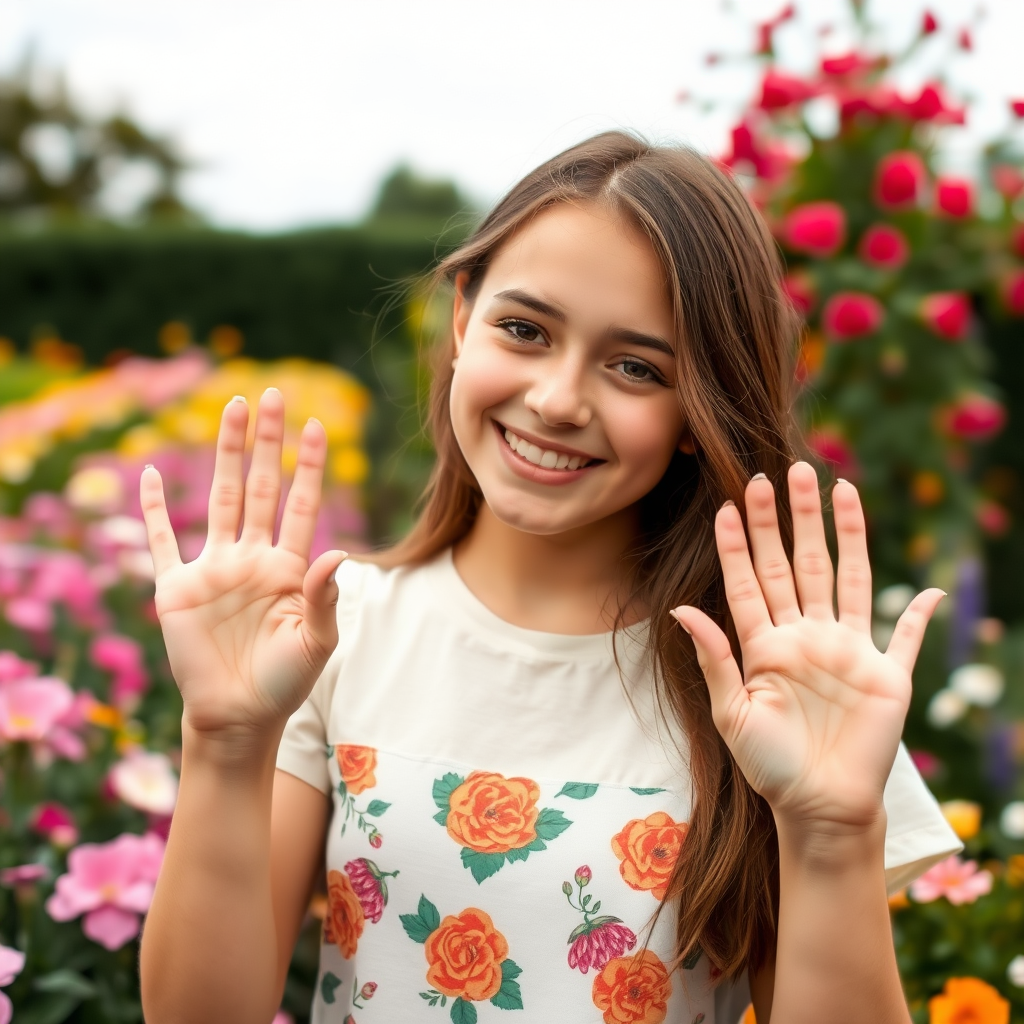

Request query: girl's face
[{"left": 450, "top": 201, "right": 687, "bottom": 538}]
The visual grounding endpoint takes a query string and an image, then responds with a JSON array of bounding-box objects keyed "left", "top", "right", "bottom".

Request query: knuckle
[
  {"left": 212, "top": 483, "right": 241, "bottom": 507},
  {"left": 247, "top": 474, "right": 279, "bottom": 500},
  {"left": 795, "top": 552, "right": 831, "bottom": 576},
  {"left": 727, "top": 578, "right": 761, "bottom": 603},
  {"left": 756, "top": 556, "right": 791, "bottom": 580},
  {"left": 288, "top": 492, "right": 317, "bottom": 518}
]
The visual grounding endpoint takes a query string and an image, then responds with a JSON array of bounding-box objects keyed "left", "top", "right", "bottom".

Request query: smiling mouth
[{"left": 500, "top": 426, "right": 600, "bottom": 471}]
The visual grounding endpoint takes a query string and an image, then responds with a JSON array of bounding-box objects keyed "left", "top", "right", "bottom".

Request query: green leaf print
[
  {"left": 400, "top": 895, "right": 441, "bottom": 943},
  {"left": 681, "top": 946, "right": 703, "bottom": 970},
  {"left": 419, "top": 894, "right": 441, "bottom": 931},
  {"left": 450, "top": 997, "right": 478, "bottom": 1024},
  {"left": 534, "top": 807, "right": 572, "bottom": 842},
  {"left": 555, "top": 782, "right": 598, "bottom": 800},
  {"left": 433, "top": 808, "right": 449, "bottom": 827},
  {"left": 365, "top": 799, "right": 391, "bottom": 816},
  {"left": 461, "top": 848, "right": 507, "bottom": 883},
  {"left": 320, "top": 971, "right": 342, "bottom": 1004},
  {"left": 629, "top": 787, "right": 666, "bottom": 795},
  {"left": 337, "top": 780, "right": 348, "bottom": 799},
  {"left": 489, "top": 959, "right": 524, "bottom": 1010},
  {"left": 432, "top": 772, "right": 464, "bottom": 813}
]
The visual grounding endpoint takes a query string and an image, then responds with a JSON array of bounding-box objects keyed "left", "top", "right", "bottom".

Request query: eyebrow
[{"left": 492, "top": 288, "right": 675, "bottom": 358}]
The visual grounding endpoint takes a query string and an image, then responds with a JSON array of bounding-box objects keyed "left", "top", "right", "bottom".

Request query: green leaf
[
  {"left": 418, "top": 894, "right": 441, "bottom": 931},
  {"left": 461, "top": 847, "right": 507, "bottom": 883},
  {"left": 365, "top": 799, "right": 391, "bottom": 816},
  {"left": 523, "top": 836, "right": 547, "bottom": 853},
  {"left": 534, "top": 806, "right": 572, "bottom": 842},
  {"left": 629, "top": 787, "right": 666, "bottom": 795},
  {"left": 555, "top": 781, "right": 598, "bottom": 799},
  {"left": 432, "top": 772, "right": 464, "bottom": 812},
  {"left": 450, "top": 997, "right": 478, "bottom": 1024},
  {"left": 491, "top": 960, "right": 524, "bottom": 1010},
  {"left": 401, "top": 912, "right": 434, "bottom": 943},
  {"left": 501, "top": 958, "right": 523, "bottom": 982},
  {"left": 505, "top": 845, "right": 531, "bottom": 862},
  {"left": 337, "top": 780, "right": 348, "bottom": 799},
  {"left": 32, "top": 970, "right": 98, "bottom": 998},
  {"left": 321, "top": 971, "right": 342, "bottom": 1004},
  {"left": 433, "top": 808, "right": 450, "bottom": 826}
]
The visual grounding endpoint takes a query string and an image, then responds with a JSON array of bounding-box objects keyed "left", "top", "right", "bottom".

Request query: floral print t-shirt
[{"left": 276, "top": 550, "right": 960, "bottom": 1024}]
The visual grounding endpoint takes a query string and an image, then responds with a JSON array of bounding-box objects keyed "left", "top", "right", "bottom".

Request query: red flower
[
  {"left": 783, "top": 271, "right": 816, "bottom": 315},
  {"left": 568, "top": 916, "right": 638, "bottom": 974},
  {"left": 822, "top": 292, "right": 884, "bottom": 340},
  {"left": 575, "top": 865, "right": 593, "bottom": 887},
  {"left": 921, "top": 10, "right": 938, "bottom": 34},
  {"left": 1012, "top": 100, "right": 1024, "bottom": 118},
  {"left": 724, "top": 120, "right": 791, "bottom": 181},
  {"left": 808, "top": 430, "right": 858, "bottom": 479},
  {"left": 1003, "top": 270, "right": 1024, "bottom": 316},
  {"left": 781, "top": 202, "right": 846, "bottom": 258},
  {"left": 874, "top": 151, "right": 926, "bottom": 209},
  {"left": 759, "top": 70, "right": 818, "bottom": 110},
  {"left": 992, "top": 165, "right": 1024, "bottom": 200},
  {"left": 977, "top": 501, "right": 1011, "bottom": 537},
  {"left": 1014, "top": 224, "right": 1024, "bottom": 259},
  {"left": 344, "top": 858, "right": 395, "bottom": 925},
  {"left": 944, "top": 393, "right": 1006, "bottom": 441},
  {"left": 935, "top": 177, "right": 974, "bottom": 218},
  {"left": 820, "top": 52, "right": 875, "bottom": 77},
  {"left": 858, "top": 224, "right": 909, "bottom": 270},
  {"left": 920, "top": 292, "right": 971, "bottom": 340},
  {"left": 891, "top": 83, "right": 965, "bottom": 124},
  {"left": 957, "top": 27, "right": 972, "bottom": 50}
]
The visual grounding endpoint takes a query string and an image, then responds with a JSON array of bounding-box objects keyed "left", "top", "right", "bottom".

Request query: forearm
[
  {"left": 769, "top": 814, "right": 910, "bottom": 1024},
  {"left": 140, "top": 722, "right": 285, "bottom": 1024}
]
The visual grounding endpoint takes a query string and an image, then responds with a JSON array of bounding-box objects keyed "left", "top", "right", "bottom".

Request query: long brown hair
[{"left": 377, "top": 131, "right": 801, "bottom": 980}]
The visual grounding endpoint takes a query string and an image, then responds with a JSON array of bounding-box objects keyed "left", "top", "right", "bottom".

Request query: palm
[
  {"left": 140, "top": 391, "right": 346, "bottom": 738},
  {"left": 674, "top": 465, "right": 943, "bottom": 830}
]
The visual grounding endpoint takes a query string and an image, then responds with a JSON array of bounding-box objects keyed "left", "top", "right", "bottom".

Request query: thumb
[
  {"left": 670, "top": 605, "right": 747, "bottom": 734},
  {"left": 302, "top": 550, "right": 349, "bottom": 653}
]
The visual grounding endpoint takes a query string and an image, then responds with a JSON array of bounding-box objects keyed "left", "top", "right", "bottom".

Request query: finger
[
  {"left": 788, "top": 461, "right": 834, "bottom": 620},
  {"left": 744, "top": 473, "right": 800, "bottom": 625},
  {"left": 301, "top": 550, "right": 349, "bottom": 659},
  {"left": 670, "top": 605, "right": 747, "bottom": 737},
  {"left": 139, "top": 465, "right": 182, "bottom": 576},
  {"left": 715, "top": 502, "right": 774, "bottom": 644},
  {"left": 833, "top": 479, "right": 872, "bottom": 633},
  {"left": 240, "top": 387, "right": 285, "bottom": 544},
  {"left": 278, "top": 418, "right": 327, "bottom": 559},
  {"left": 885, "top": 589, "right": 946, "bottom": 673},
  {"left": 207, "top": 395, "right": 249, "bottom": 544}
]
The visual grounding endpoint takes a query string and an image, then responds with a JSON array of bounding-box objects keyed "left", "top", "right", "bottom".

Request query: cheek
[
  {"left": 604, "top": 392, "right": 683, "bottom": 479},
  {"left": 450, "top": 345, "right": 522, "bottom": 435}
]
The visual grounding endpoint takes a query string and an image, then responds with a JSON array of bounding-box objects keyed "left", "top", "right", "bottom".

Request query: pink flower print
[
  {"left": 909, "top": 855, "right": 994, "bottom": 906},
  {"left": 0, "top": 942, "right": 26, "bottom": 1024},
  {"left": 568, "top": 917, "right": 638, "bottom": 974},
  {"left": 344, "top": 858, "right": 398, "bottom": 925},
  {"left": 0, "top": 676, "right": 74, "bottom": 741},
  {"left": 31, "top": 802, "right": 79, "bottom": 848},
  {"left": 45, "top": 831, "right": 166, "bottom": 949}
]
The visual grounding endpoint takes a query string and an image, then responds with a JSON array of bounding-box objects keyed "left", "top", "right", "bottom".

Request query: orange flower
[
  {"left": 928, "top": 977, "right": 1009, "bottom": 1024},
  {"left": 424, "top": 907, "right": 509, "bottom": 1002},
  {"left": 446, "top": 771, "right": 540, "bottom": 854},
  {"left": 591, "top": 950, "right": 672, "bottom": 1024},
  {"left": 336, "top": 744, "right": 377, "bottom": 795},
  {"left": 611, "top": 812, "right": 687, "bottom": 900},
  {"left": 323, "top": 869, "right": 364, "bottom": 959},
  {"left": 741, "top": 1005, "right": 757, "bottom": 1024}
]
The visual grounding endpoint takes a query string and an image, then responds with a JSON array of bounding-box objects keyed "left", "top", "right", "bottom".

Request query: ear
[
  {"left": 677, "top": 426, "right": 696, "bottom": 455},
  {"left": 452, "top": 270, "right": 473, "bottom": 359}
]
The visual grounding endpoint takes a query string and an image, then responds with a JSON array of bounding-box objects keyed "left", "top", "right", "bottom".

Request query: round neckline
[{"left": 428, "top": 547, "right": 650, "bottom": 660}]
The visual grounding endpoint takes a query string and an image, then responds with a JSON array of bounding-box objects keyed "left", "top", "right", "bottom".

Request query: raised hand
[
  {"left": 672, "top": 462, "right": 944, "bottom": 832},
  {"left": 140, "top": 389, "right": 347, "bottom": 741}
]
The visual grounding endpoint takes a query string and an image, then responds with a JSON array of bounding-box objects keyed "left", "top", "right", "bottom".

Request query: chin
[{"left": 483, "top": 488, "right": 593, "bottom": 537}]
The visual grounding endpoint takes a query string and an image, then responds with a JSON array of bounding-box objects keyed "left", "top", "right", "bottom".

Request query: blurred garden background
[{"left": 2, "top": 1, "right": 1024, "bottom": 1022}]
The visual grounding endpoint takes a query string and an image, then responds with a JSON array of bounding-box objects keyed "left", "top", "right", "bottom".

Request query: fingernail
[
  {"left": 309, "top": 416, "right": 323, "bottom": 427},
  {"left": 144, "top": 463, "right": 154, "bottom": 470},
  {"left": 231, "top": 394, "right": 246, "bottom": 403},
  {"left": 837, "top": 477, "right": 849, "bottom": 484},
  {"left": 669, "top": 608, "right": 692, "bottom": 634},
  {"left": 721, "top": 499, "right": 736, "bottom": 508},
  {"left": 265, "top": 386, "right": 281, "bottom": 395},
  {"left": 750, "top": 472, "right": 767, "bottom": 481}
]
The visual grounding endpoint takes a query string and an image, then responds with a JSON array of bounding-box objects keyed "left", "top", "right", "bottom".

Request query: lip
[{"left": 492, "top": 420, "right": 604, "bottom": 486}]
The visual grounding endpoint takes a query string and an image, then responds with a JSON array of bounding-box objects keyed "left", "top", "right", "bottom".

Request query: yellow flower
[
  {"left": 1006, "top": 854, "right": 1024, "bottom": 887},
  {"left": 928, "top": 977, "right": 1009, "bottom": 1024},
  {"left": 940, "top": 800, "right": 982, "bottom": 841},
  {"left": 65, "top": 466, "right": 124, "bottom": 515},
  {"left": 332, "top": 447, "right": 370, "bottom": 485}
]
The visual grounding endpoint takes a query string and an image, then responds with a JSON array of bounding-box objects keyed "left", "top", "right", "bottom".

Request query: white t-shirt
[{"left": 277, "top": 550, "right": 961, "bottom": 1024}]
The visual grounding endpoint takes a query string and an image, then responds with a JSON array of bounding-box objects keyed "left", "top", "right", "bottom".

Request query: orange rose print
[
  {"left": 323, "top": 869, "right": 365, "bottom": 959},
  {"left": 446, "top": 771, "right": 540, "bottom": 854},
  {"left": 336, "top": 744, "right": 377, "bottom": 795},
  {"left": 425, "top": 907, "right": 509, "bottom": 1002},
  {"left": 591, "top": 951, "right": 672, "bottom": 1024},
  {"left": 611, "top": 812, "right": 687, "bottom": 900}
]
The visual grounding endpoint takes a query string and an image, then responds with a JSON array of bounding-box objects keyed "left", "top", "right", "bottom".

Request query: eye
[
  {"left": 615, "top": 358, "right": 664, "bottom": 384},
  {"left": 497, "top": 318, "right": 543, "bottom": 344}
]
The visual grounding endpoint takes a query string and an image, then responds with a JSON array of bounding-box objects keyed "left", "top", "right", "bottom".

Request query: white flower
[
  {"left": 1008, "top": 955, "right": 1024, "bottom": 987},
  {"left": 927, "top": 689, "right": 968, "bottom": 728},
  {"left": 110, "top": 751, "right": 178, "bottom": 815},
  {"left": 1001, "top": 801, "right": 1024, "bottom": 840},
  {"left": 949, "top": 664, "right": 1004, "bottom": 707},
  {"left": 99, "top": 515, "right": 148, "bottom": 548},
  {"left": 874, "top": 584, "right": 916, "bottom": 620}
]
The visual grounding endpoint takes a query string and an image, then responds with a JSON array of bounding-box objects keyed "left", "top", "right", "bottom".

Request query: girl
[{"left": 138, "top": 133, "right": 960, "bottom": 1024}]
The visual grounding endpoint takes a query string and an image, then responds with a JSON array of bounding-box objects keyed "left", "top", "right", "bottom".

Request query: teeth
[{"left": 503, "top": 427, "right": 590, "bottom": 471}]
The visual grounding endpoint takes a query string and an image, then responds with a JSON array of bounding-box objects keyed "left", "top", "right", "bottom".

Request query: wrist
[
  {"left": 181, "top": 716, "right": 284, "bottom": 780},
  {"left": 775, "top": 810, "right": 887, "bottom": 875}
]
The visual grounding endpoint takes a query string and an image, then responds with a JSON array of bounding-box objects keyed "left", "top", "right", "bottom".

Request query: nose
[{"left": 522, "top": 349, "right": 592, "bottom": 429}]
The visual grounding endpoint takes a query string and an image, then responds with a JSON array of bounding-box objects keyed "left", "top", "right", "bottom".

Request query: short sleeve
[
  {"left": 274, "top": 557, "right": 369, "bottom": 794},
  {"left": 882, "top": 741, "right": 962, "bottom": 894}
]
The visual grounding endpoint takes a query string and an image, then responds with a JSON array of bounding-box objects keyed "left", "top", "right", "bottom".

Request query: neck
[{"left": 452, "top": 502, "right": 645, "bottom": 635}]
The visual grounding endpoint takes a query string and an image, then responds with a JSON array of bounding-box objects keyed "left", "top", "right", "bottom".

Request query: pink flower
[
  {"left": 822, "top": 292, "right": 884, "bottom": 340},
  {"left": 759, "top": 70, "right": 818, "bottom": 111},
  {"left": 1011, "top": 100, "right": 1024, "bottom": 119},
  {"left": 783, "top": 272, "right": 816, "bottom": 314},
  {"left": 567, "top": 916, "right": 638, "bottom": 974},
  {"left": 1002, "top": 269, "right": 1024, "bottom": 316},
  {"left": 858, "top": 224, "right": 909, "bottom": 270},
  {"left": 920, "top": 292, "right": 971, "bottom": 340},
  {"left": 909, "top": 750, "right": 942, "bottom": 780},
  {"left": 874, "top": 151, "right": 927, "bottom": 209},
  {"left": 359, "top": 981, "right": 378, "bottom": 1000},
  {"left": 3, "top": 596, "right": 54, "bottom": 633},
  {"left": 0, "top": 676, "right": 74, "bottom": 741},
  {"left": 575, "top": 865, "right": 593, "bottom": 887},
  {"left": 943, "top": 393, "right": 1006, "bottom": 441},
  {"left": 935, "top": 176, "right": 974, "bottom": 218},
  {"left": 344, "top": 858, "right": 395, "bottom": 925},
  {"left": 0, "top": 651, "right": 39, "bottom": 685},
  {"left": 977, "top": 500, "right": 1011, "bottom": 537},
  {"left": 957, "top": 27, "right": 972, "bottom": 50},
  {"left": 109, "top": 751, "right": 179, "bottom": 815},
  {"left": 0, "top": 863, "right": 49, "bottom": 887},
  {"left": 45, "top": 832, "right": 166, "bottom": 950},
  {"left": 781, "top": 202, "right": 846, "bottom": 258},
  {"left": 90, "top": 633, "right": 143, "bottom": 676},
  {"left": 32, "top": 802, "right": 78, "bottom": 847},
  {"left": 808, "top": 429, "right": 858, "bottom": 479},
  {"left": 992, "top": 165, "right": 1024, "bottom": 200},
  {"left": 921, "top": 10, "right": 938, "bottom": 34},
  {"left": 909, "top": 855, "right": 993, "bottom": 905},
  {"left": 0, "top": 943, "right": 26, "bottom": 1024},
  {"left": 820, "top": 52, "right": 874, "bottom": 77},
  {"left": 368, "top": 830, "right": 382, "bottom": 849}
]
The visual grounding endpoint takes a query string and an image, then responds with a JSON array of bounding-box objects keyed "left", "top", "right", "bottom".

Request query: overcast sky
[{"left": 2, "top": 0, "right": 1021, "bottom": 231}]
